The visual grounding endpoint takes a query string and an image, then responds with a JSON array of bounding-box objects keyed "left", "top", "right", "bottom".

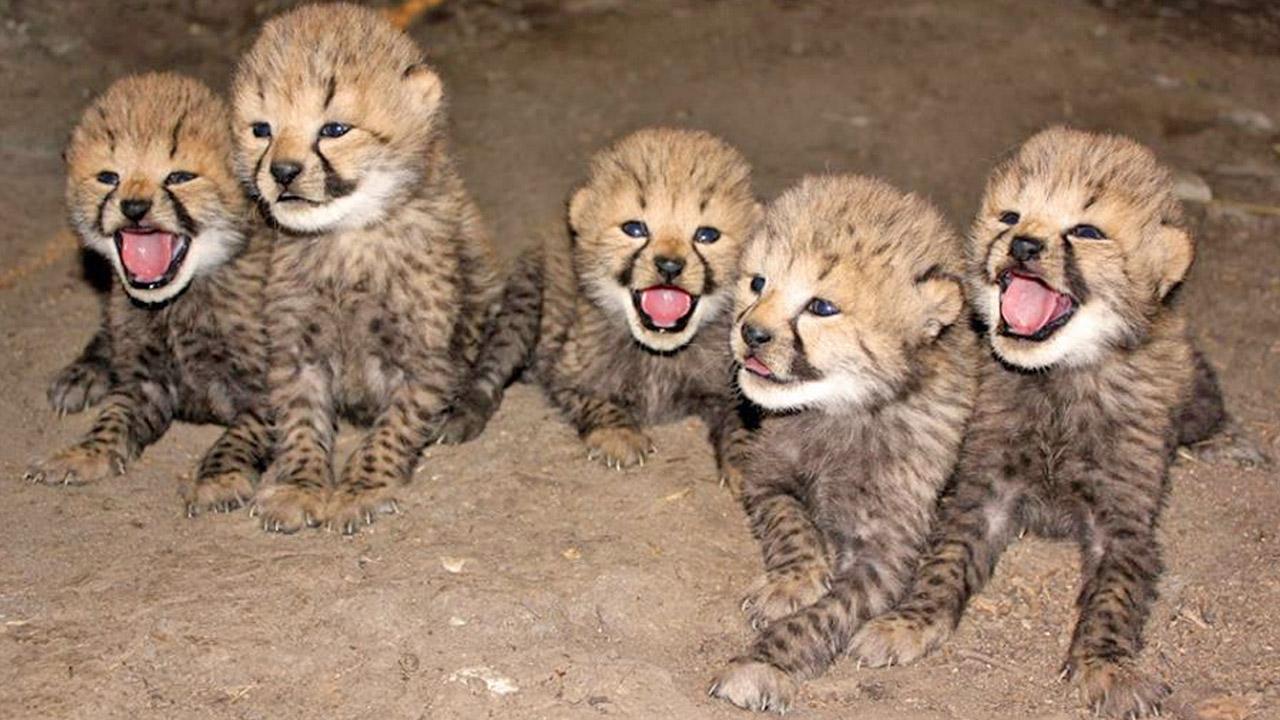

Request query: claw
[
  {"left": 248, "top": 505, "right": 260, "bottom": 518},
  {"left": 365, "top": 511, "right": 374, "bottom": 525}
]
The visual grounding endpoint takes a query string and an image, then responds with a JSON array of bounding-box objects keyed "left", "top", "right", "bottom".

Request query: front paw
[
  {"left": 182, "top": 470, "right": 255, "bottom": 517},
  {"left": 719, "top": 462, "right": 745, "bottom": 499},
  {"left": 850, "top": 610, "right": 950, "bottom": 668},
  {"left": 435, "top": 391, "right": 496, "bottom": 445},
  {"left": 1065, "top": 657, "right": 1170, "bottom": 718},
  {"left": 25, "top": 444, "right": 125, "bottom": 486},
  {"left": 326, "top": 482, "right": 401, "bottom": 535},
  {"left": 48, "top": 361, "right": 110, "bottom": 415},
  {"left": 583, "top": 426, "right": 653, "bottom": 469},
  {"left": 741, "top": 567, "right": 830, "bottom": 628},
  {"left": 708, "top": 658, "right": 799, "bottom": 714},
  {"left": 1186, "top": 428, "right": 1272, "bottom": 469},
  {"left": 251, "top": 482, "right": 328, "bottom": 534}
]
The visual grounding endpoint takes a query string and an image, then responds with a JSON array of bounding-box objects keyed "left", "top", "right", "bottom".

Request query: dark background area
[{"left": 1, "top": 2, "right": 1277, "bottom": 718}]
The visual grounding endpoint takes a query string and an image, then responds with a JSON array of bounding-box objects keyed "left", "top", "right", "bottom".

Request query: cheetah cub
[
  {"left": 445, "top": 128, "right": 760, "bottom": 487},
  {"left": 26, "top": 73, "right": 272, "bottom": 515},
  {"left": 232, "top": 3, "right": 500, "bottom": 534},
  {"left": 708, "top": 175, "right": 976, "bottom": 713},
  {"left": 851, "top": 128, "right": 1202, "bottom": 718}
]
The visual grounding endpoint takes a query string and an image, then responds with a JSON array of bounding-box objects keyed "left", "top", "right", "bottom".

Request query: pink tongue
[
  {"left": 639, "top": 287, "right": 693, "bottom": 328},
  {"left": 119, "top": 231, "right": 176, "bottom": 282},
  {"left": 744, "top": 356, "right": 773, "bottom": 377},
  {"left": 1001, "top": 275, "right": 1061, "bottom": 336}
]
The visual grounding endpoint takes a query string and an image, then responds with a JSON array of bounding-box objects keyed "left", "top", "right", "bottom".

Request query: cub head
[
  {"left": 232, "top": 2, "right": 445, "bottom": 234},
  {"left": 569, "top": 128, "right": 760, "bottom": 353},
  {"left": 972, "top": 126, "right": 1194, "bottom": 370},
  {"left": 64, "top": 72, "right": 246, "bottom": 305},
  {"left": 733, "top": 175, "right": 965, "bottom": 413}
]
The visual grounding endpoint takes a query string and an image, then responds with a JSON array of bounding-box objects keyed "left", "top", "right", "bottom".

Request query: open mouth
[
  {"left": 114, "top": 228, "right": 190, "bottom": 290},
  {"left": 998, "top": 270, "right": 1076, "bottom": 341},
  {"left": 632, "top": 286, "right": 699, "bottom": 332},
  {"left": 276, "top": 192, "right": 316, "bottom": 204}
]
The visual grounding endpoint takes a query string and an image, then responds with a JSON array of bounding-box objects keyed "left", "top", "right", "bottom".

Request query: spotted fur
[
  {"left": 850, "top": 127, "right": 1204, "bottom": 718},
  {"left": 441, "top": 128, "right": 761, "bottom": 489},
  {"left": 232, "top": 3, "right": 501, "bottom": 534},
  {"left": 708, "top": 175, "right": 976, "bottom": 713},
  {"left": 26, "top": 73, "right": 272, "bottom": 517}
]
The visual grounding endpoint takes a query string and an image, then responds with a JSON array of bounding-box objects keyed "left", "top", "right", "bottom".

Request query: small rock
[
  {"left": 1220, "top": 108, "right": 1275, "bottom": 135},
  {"left": 448, "top": 616, "right": 468, "bottom": 627},
  {"left": 440, "top": 556, "right": 467, "bottom": 573},
  {"left": 449, "top": 666, "right": 519, "bottom": 696},
  {"left": 1173, "top": 170, "right": 1213, "bottom": 204},
  {"left": 562, "top": 547, "right": 582, "bottom": 560}
]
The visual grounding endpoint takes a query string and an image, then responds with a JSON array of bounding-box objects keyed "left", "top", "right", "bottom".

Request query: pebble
[
  {"left": 1173, "top": 170, "right": 1213, "bottom": 204},
  {"left": 1220, "top": 108, "right": 1275, "bottom": 135}
]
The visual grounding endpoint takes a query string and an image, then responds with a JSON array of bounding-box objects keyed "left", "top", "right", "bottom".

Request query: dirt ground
[{"left": 1, "top": 1, "right": 1278, "bottom": 718}]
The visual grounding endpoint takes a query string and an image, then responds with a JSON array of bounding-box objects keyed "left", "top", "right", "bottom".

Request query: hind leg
[
  {"left": 48, "top": 329, "right": 112, "bottom": 415},
  {"left": 1177, "top": 348, "right": 1270, "bottom": 467}
]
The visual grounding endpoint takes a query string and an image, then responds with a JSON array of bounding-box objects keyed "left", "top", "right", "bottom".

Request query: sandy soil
[{"left": 1, "top": 1, "right": 1278, "bottom": 718}]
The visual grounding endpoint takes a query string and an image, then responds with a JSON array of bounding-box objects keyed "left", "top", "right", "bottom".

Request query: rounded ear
[
  {"left": 403, "top": 63, "right": 444, "bottom": 111},
  {"left": 1153, "top": 225, "right": 1194, "bottom": 300},
  {"left": 918, "top": 275, "right": 963, "bottom": 340},
  {"left": 567, "top": 186, "right": 590, "bottom": 236}
]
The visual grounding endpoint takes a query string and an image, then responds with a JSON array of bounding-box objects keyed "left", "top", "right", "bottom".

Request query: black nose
[
  {"left": 120, "top": 198, "right": 152, "bottom": 222},
  {"left": 741, "top": 323, "right": 772, "bottom": 348},
  {"left": 270, "top": 161, "right": 303, "bottom": 187},
  {"left": 654, "top": 255, "right": 685, "bottom": 282},
  {"left": 1010, "top": 236, "right": 1043, "bottom": 262}
]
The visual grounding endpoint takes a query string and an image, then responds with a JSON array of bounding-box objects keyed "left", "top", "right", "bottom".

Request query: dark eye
[
  {"left": 621, "top": 220, "right": 649, "bottom": 239},
  {"left": 998, "top": 211, "right": 1020, "bottom": 225},
  {"left": 319, "top": 122, "right": 351, "bottom": 139},
  {"left": 164, "top": 171, "right": 197, "bottom": 186},
  {"left": 1069, "top": 224, "right": 1106, "bottom": 240},
  {"left": 96, "top": 171, "right": 119, "bottom": 186},
  {"left": 749, "top": 275, "right": 765, "bottom": 294},
  {"left": 693, "top": 226, "right": 721, "bottom": 244},
  {"left": 251, "top": 122, "right": 272, "bottom": 138},
  {"left": 807, "top": 298, "right": 840, "bottom": 317}
]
